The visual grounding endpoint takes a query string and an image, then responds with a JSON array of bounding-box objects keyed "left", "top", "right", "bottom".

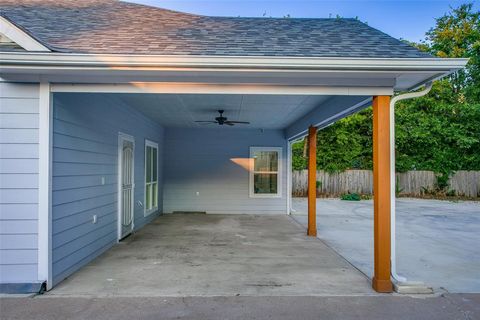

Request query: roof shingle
[{"left": 0, "top": 0, "right": 432, "bottom": 58}]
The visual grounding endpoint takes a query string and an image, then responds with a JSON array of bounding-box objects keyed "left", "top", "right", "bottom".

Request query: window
[
  {"left": 144, "top": 140, "right": 158, "bottom": 215},
  {"left": 249, "top": 147, "right": 282, "bottom": 198}
]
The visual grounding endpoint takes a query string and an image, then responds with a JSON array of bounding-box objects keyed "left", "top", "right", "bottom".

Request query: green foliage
[
  {"left": 317, "top": 110, "right": 373, "bottom": 172},
  {"left": 291, "top": 141, "right": 307, "bottom": 170},
  {"left": 291, "top": 109, "right": 373, "bottom": 172},
  {"left": 435, "top": 173, "right": 451, "bottom": 192},
  {"left": 340, "top": 193, "right": 361, "bottom": 201},
  {"left": 395, "top": 92, "right": 480, "bottom": 174},
  {"left": 426, "top": 3, "right": 480, "bottom": 102},
  {"left": 316, "top": 180, "right": 322, "bottom": 190},
  {"left": 292, "top": 3, "right": 480, "bottom": 175}
]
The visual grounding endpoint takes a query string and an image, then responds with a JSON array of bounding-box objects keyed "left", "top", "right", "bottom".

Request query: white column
[{"left": 38, "top": 82, "right": 53, "bottom": 290}]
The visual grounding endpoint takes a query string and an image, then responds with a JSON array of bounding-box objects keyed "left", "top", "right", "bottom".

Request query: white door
[{"left": 118, "top": 134, "right": 135, "bottom": 239}]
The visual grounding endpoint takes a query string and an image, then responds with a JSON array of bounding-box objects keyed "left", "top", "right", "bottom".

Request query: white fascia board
[
  {"left": 0, "top": 17, "right": 50, "bottom": 52},
  {"left": 0, "top": 52, "right": 468, "bottom": 72},
  {"left": 50, "top": 82, "right": 393, "bottom": 96}
]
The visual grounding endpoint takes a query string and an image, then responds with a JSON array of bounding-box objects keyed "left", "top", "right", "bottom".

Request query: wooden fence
[{"left": 292, "top": 170, "right": 480, "bottom": 198}]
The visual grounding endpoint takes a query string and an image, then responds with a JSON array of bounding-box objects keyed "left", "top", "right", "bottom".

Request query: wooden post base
[
  {"left": 307, "top": 228, "right": 317, "bottom": 237},
  {"left": 372, "top": 277, "right": 393, "bottom": 293}
]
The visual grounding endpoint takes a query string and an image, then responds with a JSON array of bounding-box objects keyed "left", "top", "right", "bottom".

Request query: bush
[
  {"left": 435, "top": 173, "right": 450, "bottom": 192},
  {"left": 341, "top": 193, "right": 361, "bottom": 201}
]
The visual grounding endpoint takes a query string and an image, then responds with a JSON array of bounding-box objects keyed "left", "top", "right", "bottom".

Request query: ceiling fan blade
[
  {"left": 195, "top": 121, "right": 218, "bottom": 123},
  {"left": 225, "top": 122, "right": 235, "bottom": 126},
  {"left": 226, "top": 121, "right": 250, "bottom": 124}
]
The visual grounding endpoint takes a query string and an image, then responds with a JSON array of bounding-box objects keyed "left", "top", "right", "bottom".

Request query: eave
[{"left": 0, "top": 52, "right": 468, "bottom": 92}]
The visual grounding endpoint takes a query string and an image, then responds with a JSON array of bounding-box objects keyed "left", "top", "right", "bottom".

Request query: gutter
[{"left": 0, "top": 52, "right": 469, "bottom": 72}]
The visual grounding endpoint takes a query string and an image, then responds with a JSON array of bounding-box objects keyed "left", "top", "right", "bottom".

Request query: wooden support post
[
  {"left": 307, "top": 125, "right": 317, "bottom": 237},
  {"left": 372, "top": 96, "right": 393, "bottom": 293}
]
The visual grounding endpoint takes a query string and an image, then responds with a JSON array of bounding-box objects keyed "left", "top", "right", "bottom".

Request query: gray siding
[
  {"left": 0, "top": 82, "right": 40, "bottom": 283},
  {"left": 163, "top": 128, "right": 288, "bottom": 214},
  {"left": 52, "top": 93, "right": 164, "bottom": 285}
]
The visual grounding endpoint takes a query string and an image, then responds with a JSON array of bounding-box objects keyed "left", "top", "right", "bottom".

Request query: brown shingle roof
[{"left": 0, "top": 0, "right": 432, "bottom": 58}]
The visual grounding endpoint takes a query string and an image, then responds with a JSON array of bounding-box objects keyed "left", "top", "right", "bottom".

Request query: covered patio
[{"left": 45, "top": 75, "right": 413, "bottom": 293}]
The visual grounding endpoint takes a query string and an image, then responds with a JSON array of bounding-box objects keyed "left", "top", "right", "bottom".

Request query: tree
[
  {"left": 426, "top": 3, "right": 480, "bottom": 102},
  {"left": 292, "top": 109, "right": 372, "bottom": 172},
  {"left": 395, "top": 88, "right": 480, "bottom": 173}
]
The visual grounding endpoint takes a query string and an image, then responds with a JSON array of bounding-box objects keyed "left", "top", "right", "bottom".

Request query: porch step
[{"left": 393, "top": 281, "right": 434, "bottom": 294}]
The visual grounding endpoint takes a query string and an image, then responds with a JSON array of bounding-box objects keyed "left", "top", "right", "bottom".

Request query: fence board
[
  {"left": 292, "top": 170, "right": 479, "bottom": 198},
  {"left": 449, "top": 171, "right": 480, "bottom": 197}
]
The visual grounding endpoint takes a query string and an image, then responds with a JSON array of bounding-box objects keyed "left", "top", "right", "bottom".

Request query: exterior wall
[
  {"left": 0, "top": 82, "right": 40, "bottom": 286},
  {"left": 51, "top": 93, "right": 164, "bottom": 285},
  {"left": 163, "top": 128, "right": 288, "bottom": 214}
]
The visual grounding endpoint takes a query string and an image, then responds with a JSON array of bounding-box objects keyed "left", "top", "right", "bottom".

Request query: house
[{"left": 0, "top": 0, "right": 467, "bottom": 294}]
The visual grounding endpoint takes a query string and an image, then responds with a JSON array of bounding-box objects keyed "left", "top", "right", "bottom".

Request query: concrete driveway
[
  {"left": 3, "top": 294, "right": 480, "bottom": 320},
  {"left": 292, "top": 198, "right": 480, "bottom": 293},
  {"left": 48, "top": 214, "right": 373, "bottom": 297}
]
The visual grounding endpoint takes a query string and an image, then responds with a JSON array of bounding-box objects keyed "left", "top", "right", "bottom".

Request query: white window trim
[
  {"left": 144, "top": 139, "right": 159, "bottom": 216},
  {"left": 249, "top": 146, "right": 282, "bottom": 198}
]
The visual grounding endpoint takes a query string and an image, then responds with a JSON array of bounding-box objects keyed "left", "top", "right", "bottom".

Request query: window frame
[
  {"left": 249, "top": 146, "right": 282, "bottom": 198},
  {"left": 144, "top": 139, "right": 159, "bottom": 216}
]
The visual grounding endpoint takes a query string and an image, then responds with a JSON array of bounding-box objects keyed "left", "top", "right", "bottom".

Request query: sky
[{"left": 128, "top": 0, "right": 478, "bottom": 43}]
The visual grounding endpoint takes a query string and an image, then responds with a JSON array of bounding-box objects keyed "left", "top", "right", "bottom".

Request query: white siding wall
[
  {"left": 0, "top": 83, "right": 39, "bottom": 283},
  {"left": 163, "top": 128, "right": 288, "bottom": 214}
]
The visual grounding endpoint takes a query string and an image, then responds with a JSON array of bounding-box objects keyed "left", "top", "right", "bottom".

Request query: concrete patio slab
[
  {"left": 292, "top": 198, "right": 480, "bottom": 293},
  {"left": 47, "top": 214, "right": 374, "bottom": 297}
]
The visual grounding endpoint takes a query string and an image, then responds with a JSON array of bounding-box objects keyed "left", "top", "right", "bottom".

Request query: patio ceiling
[{"left": 55, "top": 93, "right": 332, "bottom": 130}]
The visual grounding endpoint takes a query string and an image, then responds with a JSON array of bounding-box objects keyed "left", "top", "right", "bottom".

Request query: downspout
[{"left": 390, "top": 82, "right": 433, "bottom": 283}]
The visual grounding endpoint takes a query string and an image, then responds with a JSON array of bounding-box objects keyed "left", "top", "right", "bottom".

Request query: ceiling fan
[{"left": 195, "top": 110, "right": 250, "bottom": 126}]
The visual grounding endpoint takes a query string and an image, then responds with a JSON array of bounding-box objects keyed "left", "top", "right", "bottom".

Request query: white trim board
[
  {"left": 50, "top": 83, "right": 393, "bottom": 96},
  {"left": 0, "top": 16, "right": 50, "bottom": 51},
  {"left": 38, "top": 82, "right": 52, "bottom": 290}
]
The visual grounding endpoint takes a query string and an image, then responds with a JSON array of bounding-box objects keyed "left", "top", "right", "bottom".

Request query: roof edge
[{"left": 0, "top": 52, "right": 468, "bottom": 72}]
